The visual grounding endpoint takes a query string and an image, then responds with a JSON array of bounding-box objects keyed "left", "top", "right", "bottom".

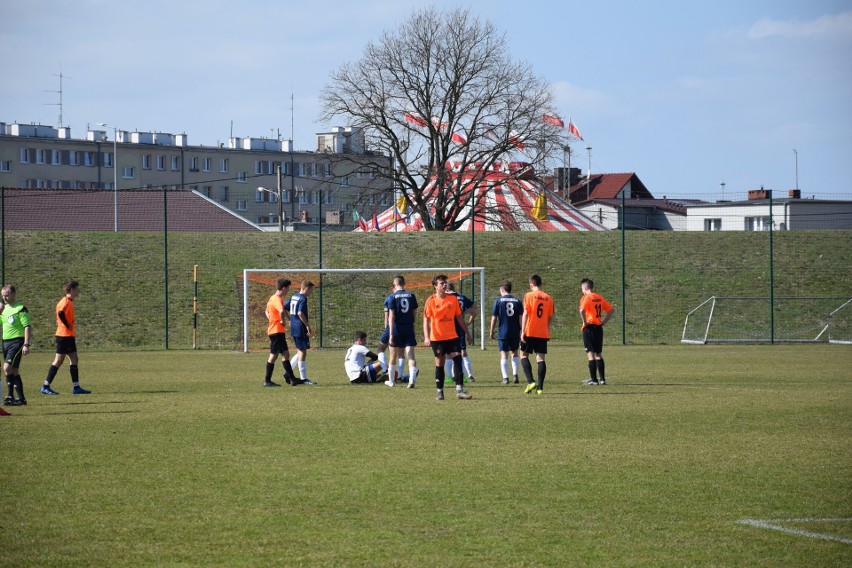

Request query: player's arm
[
  {"left": 422, "top": 313, "right": 431, "bottom": 346},
  {"left": 387, "top": 309, "right": 395, "bottom": 343},
  {"left": 23, "top": 324, "right": 32, "bottom": 354},
  {"left": 455, "top": 312, "right": 472, "bottom": 344},
  {"left": 365, "top": 350, "right": 378, "bottom": 362},
  {"left": 601, "top": 304, "right": 614, "bottom": 326},
  {"left": 489, "top": 315, "right": 498, "bottom": 339},
  {"left": 520, "top": 310, "right": 528, "bottom": 342},
  {"left": 58, "top": 307, "right": 72, "bottom": 330},
  {"left": 298, "top": 310, "right": 311, "bottom": 336}
]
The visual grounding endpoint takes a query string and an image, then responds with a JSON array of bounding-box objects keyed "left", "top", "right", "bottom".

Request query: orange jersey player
[
  {"left": 519, "top": 274, "right": 555, "bottom": 395},
  {"left": 579, "top": 278, "right": 614, "bottom": 385}
]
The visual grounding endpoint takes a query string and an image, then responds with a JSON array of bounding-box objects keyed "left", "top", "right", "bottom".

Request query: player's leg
[
  {"left": 68, "top": 351, "right": 89, "bottom": 394},
  {"left": 583, "top": 327, "right": 599, "bottom": 385},
  {"left": 535, "top": 350, "right": 547, "bottom": 393},
  {"left": 406, "top": 345, "right": 418, "bottom": 388},
  {"left": 265, "top": 338, "right": 281, "bottom": 387},
  {"left": 377, "top": 326, "right": 390, "bottom": 372},
  {"left": 520, "top": 341, "right": 535, "bottom": 392},
  {"left": 511, "top": 349, "right": 520, "bottom": 383},
  {"left": 461, "top": 348, "right": 475, "bottom": 382},
  {"left": 42, "top": 347, "right": 66, "bottom": 394},
  {"left": 433, "top": 348, "right": 447, "bottom": 399},
  {"left": 499, "top": 350, "right": 510, "bottom": 384}
]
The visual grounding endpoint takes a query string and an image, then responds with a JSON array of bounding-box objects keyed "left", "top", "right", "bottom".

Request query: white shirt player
[{"left": 344, "top": 343, "right": 372, "bottom": 381}]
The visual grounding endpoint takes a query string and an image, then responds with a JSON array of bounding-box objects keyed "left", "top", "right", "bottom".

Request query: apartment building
[{"left": 0, "top": 122, "right": 392, "bottom": 228}]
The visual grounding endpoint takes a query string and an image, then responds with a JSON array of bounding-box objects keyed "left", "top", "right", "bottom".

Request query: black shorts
[
  {"left": 430, "top": 338, "right": 460, "bottom": 358},
  {"left": 583, "top": 325, "right": 604, "bottom": 354},
  {"left": 3, "top": 338, "right": 24, "bottom": 368},
  {"left": 268, "top": 333, "right": 289, "bottom": 354},
  {"left": 350, "top": 366, "right": 380, "bottom": 384},
  {"left": 55, "top": 336, "right": 77, "bottom": 355},
  {"left": 520, "top": 337, "right": 548, "bottom": 355}
]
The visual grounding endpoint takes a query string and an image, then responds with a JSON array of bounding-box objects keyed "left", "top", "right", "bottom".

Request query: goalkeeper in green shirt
[{"left": 1, "top": 285, "right": 32, "bottom": 407}]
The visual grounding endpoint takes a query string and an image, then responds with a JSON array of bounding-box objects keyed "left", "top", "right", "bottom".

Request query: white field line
[{"left": 737, "top": 518, "right": 852, "bottom": 544}]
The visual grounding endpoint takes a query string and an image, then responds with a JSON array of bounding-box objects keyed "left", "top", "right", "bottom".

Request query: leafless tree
[{"left": 320, "top": 7, "right": 566, "bottom": 230}]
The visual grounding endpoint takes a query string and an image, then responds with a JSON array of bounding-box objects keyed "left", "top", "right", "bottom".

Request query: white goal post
[
  {"left": 242, "top": 267, "right": 487, "bottom": 352},
  {"left": 681, "top": 296, "right": 852, "bottom": 344}
]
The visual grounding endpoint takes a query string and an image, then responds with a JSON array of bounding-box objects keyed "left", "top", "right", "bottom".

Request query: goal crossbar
[{"left": 242, "top": 267, "right": 486, "bottom": 352}]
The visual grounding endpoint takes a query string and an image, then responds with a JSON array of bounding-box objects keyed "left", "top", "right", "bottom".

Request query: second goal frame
[{"left": 242, "top": 267, "right": 487, "bottom": 352}]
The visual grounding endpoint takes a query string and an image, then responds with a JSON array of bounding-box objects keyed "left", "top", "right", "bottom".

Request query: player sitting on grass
[{"left": 345, "top": 331, "right": 387, "bottom": 384}]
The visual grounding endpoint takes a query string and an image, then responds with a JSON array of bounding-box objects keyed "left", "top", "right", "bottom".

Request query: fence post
[{"left": 769, "top": 190, "right": 774, "bottom": 344}]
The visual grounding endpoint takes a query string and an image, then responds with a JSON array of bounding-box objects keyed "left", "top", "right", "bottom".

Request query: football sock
[
  {"left": 70, "top": 364, "right": 79, "bottom": 385},
  {"left": 290, "top": 355, "right": 299, "bottom": 373},
  {"left": 512, "top": 356, "right": 519, "bottom": 377},
  {"left": 596, "top": 359, "right": 606, "bottom": 382},
  {"left": 588, "top": 360, "right": 598, "bottom": 381},
  {"left": 500, "top": 358, "right": 509, "bottom": 379},
  {"left": 452, "top": 355, "right": 464, "bottom": 386},
  {"left": 378, "top": 351, "right": 387, "bottom": 372},
  {"left": 5, "top": 376, "right": 12, "bottom": 398},
  {"left": 444, "top": 359, "right": 453, "bottom": 379},
  {"left": 44, "top": 364, "right": 59, "bottom": 386},
  {"left": 521, "top": 357, "right": 534, "bottom": 384},
  {"left": 396, "top": 359, "right": 405, "bottom": 380},
  {"left": 282, "top": 359, "right": 296, "bottom": 381},
  {"left": 13, "top": 375, "right": 24, "bottom": 400},
  {"left": 462, "top": 355, "right": 474, "bottom": 378},
  {"left": 298, "top": 361, "right": 308, "bottom": 382},
  {"left": 537, "top": 361, "right": 547, "bottom": 390},
  {"left": 435, "top": 365, "right": 445, "bottom": 390},
  {"left": 265, "top": 362, "right": 275, "bottom": 382},
  {"left": 409, "top": 365, "right": 418, "bottom": 381}
]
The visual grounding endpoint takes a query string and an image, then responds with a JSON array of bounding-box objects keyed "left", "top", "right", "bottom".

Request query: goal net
[
  {"left": 240, "top": 267, "right": 486, "bottom": 352},
  {"left": 681, "top": 296, "right": 852, "bottom": 344}
]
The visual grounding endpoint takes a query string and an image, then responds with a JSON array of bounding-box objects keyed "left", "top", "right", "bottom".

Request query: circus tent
[{"left": 355, "top": 162, "right": 606, "bottom": 232}]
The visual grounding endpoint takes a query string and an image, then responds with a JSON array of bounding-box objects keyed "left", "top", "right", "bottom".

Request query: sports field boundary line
[{"left": 737, "top": 518, "right": 852, "bottom": 544}]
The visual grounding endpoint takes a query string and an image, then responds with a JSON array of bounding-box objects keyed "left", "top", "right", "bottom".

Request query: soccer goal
[
  {"left": 681, "top": 296, "right": 852, "bottom": 344},
  {"left": 240, "top": 267, "right": 486, "bottom": 352}
]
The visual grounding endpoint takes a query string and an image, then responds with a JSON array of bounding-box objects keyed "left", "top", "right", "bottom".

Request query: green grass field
[{"left": 6, "top": 344, "right": 851, "bottom": 566}]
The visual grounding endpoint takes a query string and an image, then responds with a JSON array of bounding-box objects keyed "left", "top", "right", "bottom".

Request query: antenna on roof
[
  {"left": 290, "top": 92, "right": 295, "bottom": 147},
  {"left": 44, "top": 68, "right": 71, "bottom": 127}
]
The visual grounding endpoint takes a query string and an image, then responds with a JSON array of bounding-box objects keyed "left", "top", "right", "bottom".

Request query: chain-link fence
[{"left": 2, "top": 187, "right": 850, "bottom": 351}]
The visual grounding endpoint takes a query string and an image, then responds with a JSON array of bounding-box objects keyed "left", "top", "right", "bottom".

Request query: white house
[{"left": 686, "top": 189, "right": 852, "bottom": 231}]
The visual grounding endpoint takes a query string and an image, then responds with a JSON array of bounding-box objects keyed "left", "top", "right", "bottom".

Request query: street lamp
[
  {"left": 257, "top": 185, "right": 283, "bottom": 231},
  {"left": 793, "top": 149, "right": 798, "bottom": 190},
  {"left": 97, "top": 122, "right": 119, "bottom": 231}
]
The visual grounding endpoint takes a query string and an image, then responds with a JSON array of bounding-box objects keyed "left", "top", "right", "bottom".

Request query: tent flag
[
  {"left": 358, "top": 218, "right": 369, "bottom": 231},
  {"left": 373, "top": 212, "right": 380, "bottom": 231},
  {"left": 509, "top": 130, "right": 525, "bottom": 150},
  {"left": 352, "top": 209, "right": 360, "bottom": 221},
  {"left": 396, "top": 195, "right": 408, "bottom": 215},
  {"left": 404, "top": 112, "right": 429, "bottom": 128},
  {"left": 567, "top": 117, "right": 584, "bottom": 140},
  {"left": 451, "top": 131, "right": 468, "bottom": 145},
  {"left": 543, "top": 112, "right": 564, "bottom": 128},
  {"left": 481, "top": 125, "right": 501, "bottom": 144},
  {"left": 531, "top": 193, "right": 548, "bottom": 221}
]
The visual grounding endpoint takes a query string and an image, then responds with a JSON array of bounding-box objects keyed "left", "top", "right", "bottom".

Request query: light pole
[
  {"left": 793, "top": 149, "right": 798, "bottom": 190},
  {"left": 562, "top": 145, "right": 571, "bottom": 196},
  {"left": 98, "top": 122, "right": 119, "bottom": 231},
  {"left": 257, "top": 186, "right": 282, "bottom": 230},
  {"left": 585, "top": 146, "right": 592, "bottom": 201}
]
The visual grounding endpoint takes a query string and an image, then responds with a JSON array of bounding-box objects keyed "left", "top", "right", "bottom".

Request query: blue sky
[{"left": 3, "top": 0, "right": 850, "bottom": 200}]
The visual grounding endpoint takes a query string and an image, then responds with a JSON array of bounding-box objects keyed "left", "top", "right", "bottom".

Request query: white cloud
[{"left": 747, "top": 10, "right": 852, "bottom": 40}]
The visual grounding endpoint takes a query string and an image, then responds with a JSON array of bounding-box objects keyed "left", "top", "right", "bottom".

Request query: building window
[
  {"left": 326, "top": 192, "right": 335, "bottom": 205},
  {"left": 342, "top": 176, "right": 350, "bottom": 187},
  {"left": 142, "top": 155, "right": 151, "bottom": 170},
  {"left": 282, "top": 189, "right": 290, "bottom": 203},
  {"left": 704, "top": 218, "right": 721, "bottom": 231},
  {"left": 36, "top": 149, "right": 46, "bottom": 164},
  {"left": 236, "top": 200, "right": 247, "bottom": 211},
  {"left": 0, "top": 161, "right": 10, "bottom": 172},
  {"left": 122, "top": 166, "right": 135, "bottom": 178},
  {"left": 156, "top": 155, "right": 166, "bottom": 170},
  {"left": 51, "top": 150, "right": 61, "bottom": 165},
  {"left": 220, "top": 158, "right": 229, "bottom": 173},
  {"left": 201, "top": 185, "right": 212, "bottom": 197},
  {"left": 255, "top": 190, "right": 264, "bottom": 203},
  {"left": 745, "top": 216, "right": 772, "bottom": 231},
  {"left": 219, "top": 186, "right": 229, "bottom": 202},
  {"left": 299, "top": 191, "right": 308, "bottom": 204},
  {"left": 104, "top": 152, "right": 113, "bottom": 167},
  {"left": 203, "top": 158, "right": 211, "bottom": 172},
  {"left": 171, "top": 156, "right": 180, "bottom": 171},
  {"left": 189, "top": 157, "right": 199, "bottom": 171},
  {"left": 83, "top": 152, "right": 95, "bottom": 166},
  {"left": 19, "top": 148, "right": 30, "bottom": 163},
  {"left": 236, "top": 171, "right": 247, "bottom": 183},
  {"left": 69, "top": 151, "right": 79, "bottom": 166}
]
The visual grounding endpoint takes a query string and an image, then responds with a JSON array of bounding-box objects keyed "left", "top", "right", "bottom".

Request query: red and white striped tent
[{"left": 356, "top": 162, "right": 606, "bottom": 232}]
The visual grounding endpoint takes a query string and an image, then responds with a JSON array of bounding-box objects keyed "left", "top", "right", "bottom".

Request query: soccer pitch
[{"left": 6, "top": 345, "right": 851, "bottom": 567}]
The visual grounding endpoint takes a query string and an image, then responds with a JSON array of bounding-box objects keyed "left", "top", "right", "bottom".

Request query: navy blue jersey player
[
  {"left": 446, "top": 282, "right": 476, "bottom": 382},
  {"left": 379, "top": 275, "right": 419, "bottom": 388},
  {"left": 489, "top": 280, "right": 524, "bottom": 384},
  {"left": 287, "top": 280, "right": 316, "bottom": 385}
]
